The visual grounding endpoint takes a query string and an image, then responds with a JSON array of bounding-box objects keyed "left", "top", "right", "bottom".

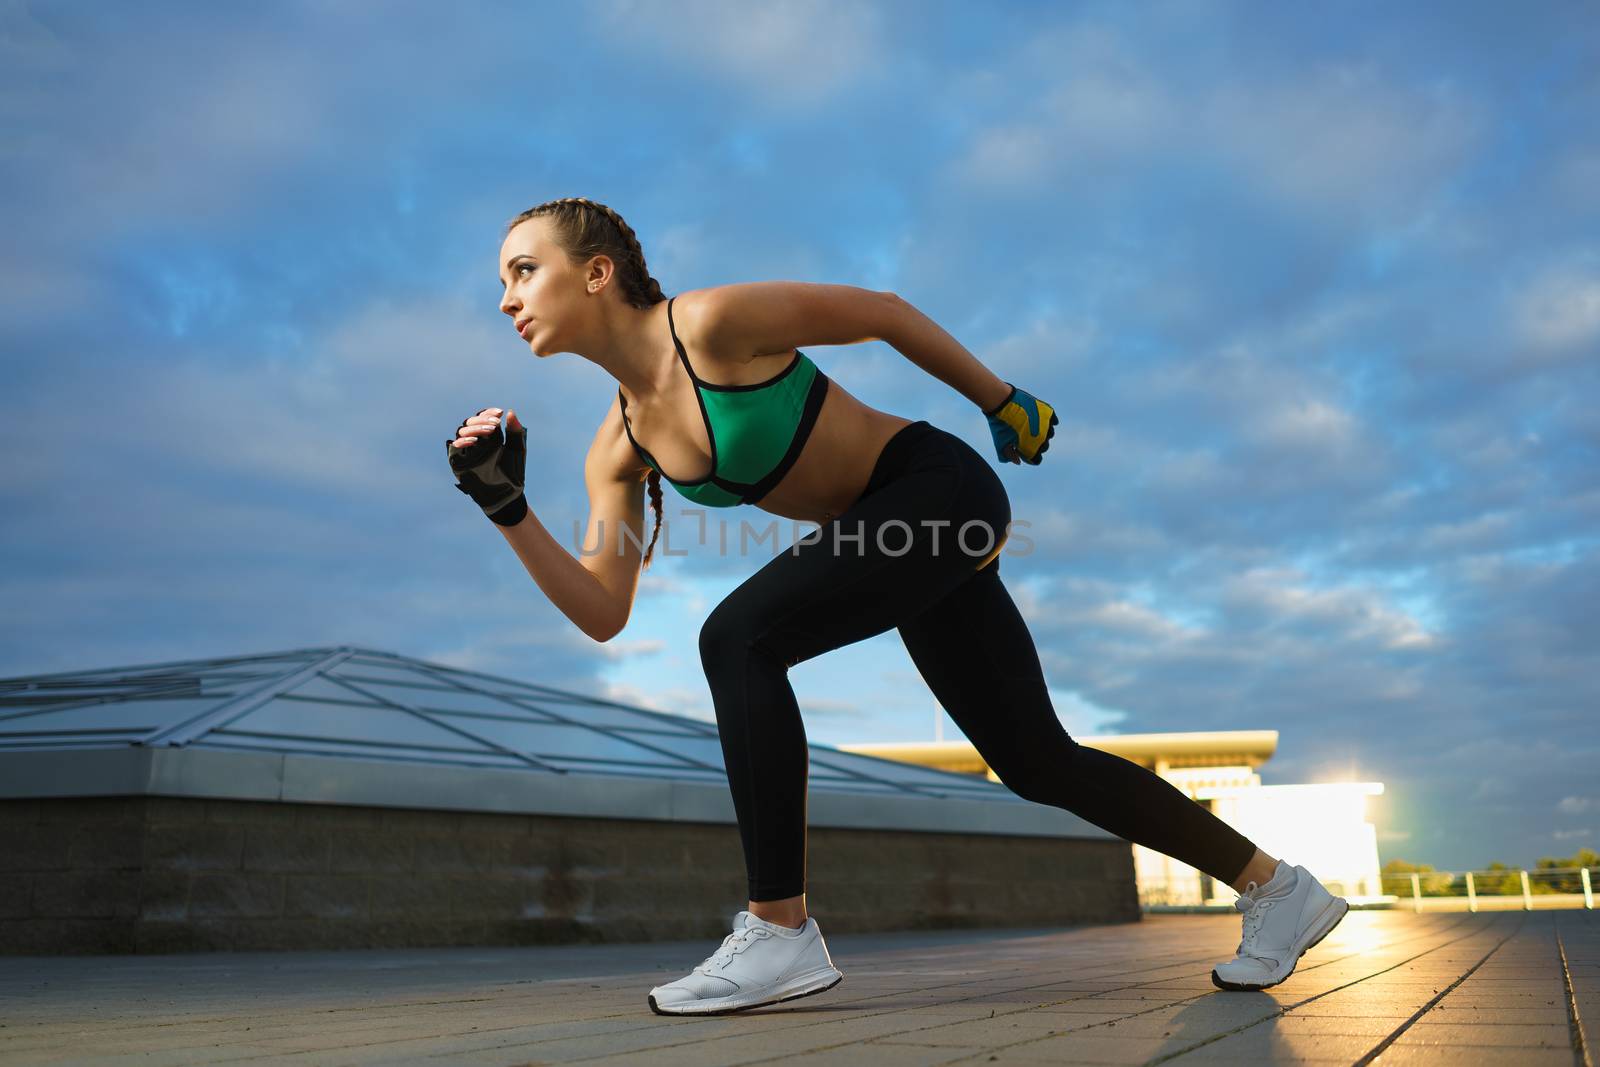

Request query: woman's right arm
[
  {"left": 493, "top": 500, "right": 632, "bottom": 643},
  {"left": 456, "top": 407, "right": 644, "bottom": 643}
]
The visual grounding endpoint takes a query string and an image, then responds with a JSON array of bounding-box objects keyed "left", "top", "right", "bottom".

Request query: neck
[{"left": 584, "top": 297, "right": 674, "bottom": 403}]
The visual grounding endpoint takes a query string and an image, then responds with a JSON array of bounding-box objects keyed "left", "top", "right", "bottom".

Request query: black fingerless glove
[{"left": 446, "top": 414, "right": 528, "bottom": 527}]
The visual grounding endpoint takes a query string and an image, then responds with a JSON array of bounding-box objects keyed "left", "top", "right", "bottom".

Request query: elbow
[
  {"left": 879, "top": 290, "right": 913, "bottom": 345},
  {"left": 589, "top": 611, "right": 628, "bottom": 644}
]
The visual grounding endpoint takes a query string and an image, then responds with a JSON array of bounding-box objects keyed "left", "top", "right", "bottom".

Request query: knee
[
  {"left": 698, "top": 604, "right": 747, "bottom": 668},
  {"left": 699, "top": 600, "right": 782, "bottom": 671},
  {"left": 993, "top": 736, "right": 1081, "bottom": 805}
]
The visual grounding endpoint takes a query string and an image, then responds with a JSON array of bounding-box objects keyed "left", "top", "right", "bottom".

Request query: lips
[{"left": 516, "top": 318, "right": 533, "bottom": 338}]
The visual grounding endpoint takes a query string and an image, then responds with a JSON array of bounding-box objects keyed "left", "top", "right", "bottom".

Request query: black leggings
[{"left": 699, "top": 420, "right": 1258, "bottom": 901}]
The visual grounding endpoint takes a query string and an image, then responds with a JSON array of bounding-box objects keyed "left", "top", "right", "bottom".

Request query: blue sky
[{"left": 2, "top": 0, "right": 1596, "bottom": 871}]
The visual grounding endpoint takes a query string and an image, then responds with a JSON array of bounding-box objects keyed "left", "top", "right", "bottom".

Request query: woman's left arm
[{"left": 880, "top": 293, "right": 1013, "bottom": 412}]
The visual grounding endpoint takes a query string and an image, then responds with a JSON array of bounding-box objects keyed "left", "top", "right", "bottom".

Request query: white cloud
[
  {"left": 981, "top": 312, "right": 1100, "bottom": 381},
  {"left": 949, "top": 36, "right": 1480, "bottom": 226},
  {"left": 595, "top": 637, "right": 667, "bottom": 662},
  {"left": 1510, "top": 263, "right": 1600, "bottom": 357},
  {"left": 1052, "top": 688, "right": 1130, "bottom": 735},
  {"left": 1416, "top": 512, "right": 1517, "bottom": 555},
  {"left": 585, "top": 0, "right": 885, "bottom": 109},
  {"left": 797, "top": 696, "right": 869, "bottom": 719},
  {"left": 947, "top": 23, "right": 1172, "bottom": 187},
  {"left": 1200, "top": 64, "right": 1479, "bottom": 223},
  {"left": 1251, "top": 398, "right": 1359, "bottom": 454},
  {"left": 1221, "top": 568, "right": 1437, "bottom": 650},
  {"left": 597, "top": 679, "right": 715, "bottom": 723},
  {"left": 1083, "top": 599, "right": 1202, "bottom": 642},
  {"left": 1557, "top": 796, "right": 1593, "bottom": 815}
]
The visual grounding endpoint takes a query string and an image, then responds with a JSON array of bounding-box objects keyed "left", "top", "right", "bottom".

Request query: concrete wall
[{"left": 0, "top": 797, "right": 1140, "bottom": 954}]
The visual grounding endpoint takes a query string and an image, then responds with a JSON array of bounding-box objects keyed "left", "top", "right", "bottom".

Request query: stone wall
[{"left": 0, "top": 797, "right": 1139, "bottom": 954}]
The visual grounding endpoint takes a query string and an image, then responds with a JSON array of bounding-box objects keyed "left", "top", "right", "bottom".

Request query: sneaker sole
[
  {"left": 648, "top": 967, "right": 844, "bottom": 1017},
  {"left": 1210, "top": 895, "right": 1349, "bottom": 992}
]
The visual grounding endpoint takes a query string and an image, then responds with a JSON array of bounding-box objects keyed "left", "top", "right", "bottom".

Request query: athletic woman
[{"left": 446, "top": 197, "right": 1349, "bottom": 1016}]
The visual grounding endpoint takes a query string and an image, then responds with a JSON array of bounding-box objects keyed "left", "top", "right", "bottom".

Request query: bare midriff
[{"left": 613, "top": 292, "right": 915, "bottom": 526}]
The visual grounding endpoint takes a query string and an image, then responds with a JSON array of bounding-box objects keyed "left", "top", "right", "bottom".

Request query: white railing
[
  {"left": 1137, "top": 866, "right": 1596, "bottom": 912},
  {"left": 1383, "top": 866, "right": 1596, "bottom": 912}
]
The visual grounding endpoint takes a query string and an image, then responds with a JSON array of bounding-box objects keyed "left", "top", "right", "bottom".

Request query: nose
[{"left": 499, "top": 292, "right": 519, "bottom": 317}]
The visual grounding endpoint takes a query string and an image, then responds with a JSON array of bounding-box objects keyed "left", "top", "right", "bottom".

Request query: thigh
[
  {"left": 896, "top": 561, "right": 1075, "bottom": 764},
  {"left": 703, "top": 457, "right": 985, "bottom": 670}
]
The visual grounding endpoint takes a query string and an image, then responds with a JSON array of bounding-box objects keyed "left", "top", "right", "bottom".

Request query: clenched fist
[{"left": 446, "top": 407, "right": 527, "bottom": 526}]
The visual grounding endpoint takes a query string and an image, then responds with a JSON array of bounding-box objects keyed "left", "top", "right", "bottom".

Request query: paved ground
[{"left": 1, "top": 909, "right": 1595, "bottom": 1066}]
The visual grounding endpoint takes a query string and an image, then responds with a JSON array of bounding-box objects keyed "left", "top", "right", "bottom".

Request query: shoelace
[
  {"left": 1234, "top": 889, "right": 1276, "bottom": 956},
  {"left": 696, "top": 926, "right": 774, "bottom": 972}
]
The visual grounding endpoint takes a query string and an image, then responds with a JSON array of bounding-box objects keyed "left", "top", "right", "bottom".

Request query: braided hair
[{"left": 504, "top": 198, "right": 667, "bottom": 570}]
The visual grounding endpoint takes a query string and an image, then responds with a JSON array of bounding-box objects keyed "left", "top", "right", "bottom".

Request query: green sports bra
[{"left": 619, "top": 295, "right": 831, "bottom": 508}]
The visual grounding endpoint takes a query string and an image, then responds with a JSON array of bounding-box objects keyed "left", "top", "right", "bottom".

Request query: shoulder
[
  {"left": 666, "top": 287, "right": 722, "bottom": 349},
  {"left": 668, "top": 285, "right": 806, "bottom": 366}
]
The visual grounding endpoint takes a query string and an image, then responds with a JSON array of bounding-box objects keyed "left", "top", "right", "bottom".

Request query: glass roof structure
[
  {"left": 0, "top": 644, "right": 1017, "bottom": 803},
  {"left": 0, "top": 645, "right": 1117, "bottom": 839}
]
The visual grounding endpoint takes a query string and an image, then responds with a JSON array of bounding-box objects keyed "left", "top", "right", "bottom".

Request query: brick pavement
[{"left": 0, "top": 909, "right": 1594, "bottom": 1065}]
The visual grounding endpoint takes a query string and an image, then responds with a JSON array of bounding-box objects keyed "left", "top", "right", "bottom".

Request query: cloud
[
  {"left": 1, "top": 2, "right": 1594, "bottom": 876},
  {"left": 595, "top": 638, "right": 667, "bottom": 662},
  {"left": 948, "top": 29, "right": 1481, "bottom": 229},
  {"left": 798, "top": 696, "right": 870, "bottom": 719},
  {"left": 1217, "top": 568, "right": 1437, "bottom": 650},
  {"left": 1251, "top": 399, "right": 1359, "bottom": 454},
  {"left": 597, "top": 680, "right": 715, "bottom": 724},
  {"left": 1198, "top": 63, "right": 1480, "bottom": 225},
  {"left": 951, "top": 24, "right": 1174, "bottom": 187},
  {"left": 1557, "top": 796, "right": 1593, "bottom": 815},
  {"left": 1509, "top": 261, "right": 1600, "bottom": 359},
  {"left": 584, "top": 0, "right": 886, "bottom": 110}
]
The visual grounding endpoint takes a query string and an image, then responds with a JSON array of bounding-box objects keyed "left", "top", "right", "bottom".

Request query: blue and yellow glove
[{"left": 983, "top": 382, "right": 1058, "bottom": 465}]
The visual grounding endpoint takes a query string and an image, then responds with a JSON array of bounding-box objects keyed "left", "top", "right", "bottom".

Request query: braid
[
  {"left": 505, "top": 197, "right": 667, "bottom": 568},
  {"left": 641, "top": 469, "right": 664, "bottom": 570},
  {"left": 505, "top": 197, "right": 667, "bottom": 309}
]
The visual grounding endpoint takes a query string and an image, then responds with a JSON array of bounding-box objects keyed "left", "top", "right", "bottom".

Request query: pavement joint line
[
  {"left": 635, "top": 916, "right": 1498, "bottom": 1067},
  {"left": 0, "top": 914, "right": 1469, "bottom": 1060},
  {"left": 384, "top": 946, "right": 1257, "bottom": 1067},
  {"left": 1555, "top": 914, "right": 1595, "bottom": 1067},
  {"left": 0, "top": 908, "right": 1536, "bottom": 1067},
  {"left": 483, "top": 973, "right": 1208, "bottom": 1063},
  {"left": 956, "top": 909, "right": 1523, "bottom": 1067},
  {"left": 1048, "top": 914, "right": 1503, "bottom": 1060},
  {"left": 0, "top": 993, "right": 545, "bottom": 1046},
  {"left": 1349, "top": 911, "right": 1530, "bottom": 1067}
]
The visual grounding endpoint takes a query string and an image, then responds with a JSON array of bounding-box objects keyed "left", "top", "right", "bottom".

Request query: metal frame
[{"left": 0, "top": 644, "right": 1012, "bottom": 799}]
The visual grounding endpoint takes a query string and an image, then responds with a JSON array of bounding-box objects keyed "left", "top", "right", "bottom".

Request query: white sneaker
[
  {"left": 1211, "top": 860, "right": 1349, "bottom": 991},
  {"left": 648, "top": 910, "right": 844, "bottom": 1016}
]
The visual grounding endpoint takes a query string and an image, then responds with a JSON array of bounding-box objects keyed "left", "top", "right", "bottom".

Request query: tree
[
  {"left": 1533, "top": 847, "right": 1599, "bottom": 894},
  {"left": 1475, "top": 861, "right": 1520, "bottom": 895},
  {"left": 1380, "top": 858, "right": 1454, "bottom": 896}
]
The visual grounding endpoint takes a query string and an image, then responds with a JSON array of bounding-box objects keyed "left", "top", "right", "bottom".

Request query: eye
[{"left": 517, "top": 263, "right": 535, "bottom": 276}]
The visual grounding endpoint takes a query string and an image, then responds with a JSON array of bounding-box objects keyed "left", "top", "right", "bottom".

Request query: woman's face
[{"left": 498, "top": 217, "right": 581, "bottom": 357}]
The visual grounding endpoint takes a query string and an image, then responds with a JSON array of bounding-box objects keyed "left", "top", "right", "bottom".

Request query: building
[
  {"left": 839, "top": 732, "right": 1388, "bottom": 908},
  {"left": 1, "top": 645, "right": 1140, "bottom": 954}
]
